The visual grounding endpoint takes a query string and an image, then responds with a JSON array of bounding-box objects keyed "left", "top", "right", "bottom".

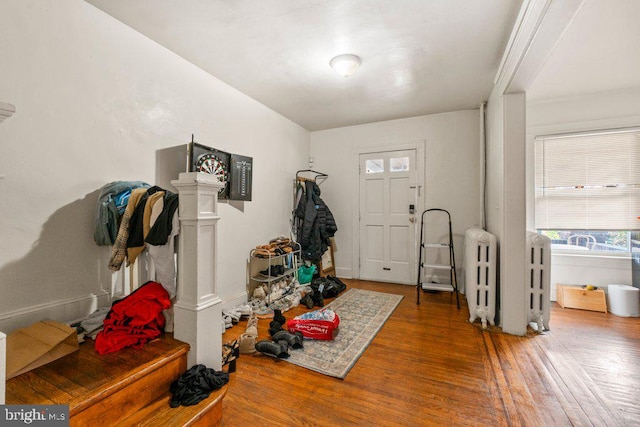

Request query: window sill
[{"left": 551, "top": 250, "right": 631, "bottom": 260}]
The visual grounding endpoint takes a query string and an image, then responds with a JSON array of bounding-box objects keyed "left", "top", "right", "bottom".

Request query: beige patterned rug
[{"left": 285, "top": 288, "right": 403, "bottom": 379}]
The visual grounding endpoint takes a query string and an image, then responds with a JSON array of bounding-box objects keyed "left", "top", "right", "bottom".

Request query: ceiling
[
  {"left": 528, "top": 0, "right": 640, "bottom": 101},
  {"left": 85, "top": 0, "right": 521, "bottom": 131}
]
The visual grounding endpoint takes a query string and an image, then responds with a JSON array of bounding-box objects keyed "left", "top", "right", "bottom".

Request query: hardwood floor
[{"left": 221, "top": 279, "right": 640, "bottom": 426}]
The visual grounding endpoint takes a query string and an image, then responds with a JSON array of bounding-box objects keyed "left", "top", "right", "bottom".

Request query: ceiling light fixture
[{"left": 330, "top": 54, "right": 361, "bottom": 77}]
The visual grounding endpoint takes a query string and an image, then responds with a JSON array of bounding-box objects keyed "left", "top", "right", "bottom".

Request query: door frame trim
[{"left": 351, "top": 140, "right": 426, "bottom": 282}]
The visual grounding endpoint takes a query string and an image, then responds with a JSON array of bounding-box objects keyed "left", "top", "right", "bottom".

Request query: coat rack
[
  {"left": 291, "top": 169, "right": 335, "bottom": 276},
  {"left": 296, "top": 169, "right": 328, "bottom": 185}
]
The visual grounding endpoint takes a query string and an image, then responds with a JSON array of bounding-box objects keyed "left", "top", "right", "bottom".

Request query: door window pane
[
  {"left": 365, "top": 159, "right": 384, "bottom": 174},
  {"left": 390, "top": 157, "right": 410, "bottom": 172}
]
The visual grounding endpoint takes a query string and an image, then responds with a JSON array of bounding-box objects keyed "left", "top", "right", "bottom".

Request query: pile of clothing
[
  {"left": 94, "top": 281, "right": 171, "bottom": 355},
  {"left": 94, "top": 181, "right": 179, "bottom": 298},
  {"left": 169, "top": 364, "right": 229, "bottom": 408}
]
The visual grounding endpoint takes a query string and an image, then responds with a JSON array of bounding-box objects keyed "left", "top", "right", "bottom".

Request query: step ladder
[{"left": 416, "top": 208, "right": 460, "bottom": 308}]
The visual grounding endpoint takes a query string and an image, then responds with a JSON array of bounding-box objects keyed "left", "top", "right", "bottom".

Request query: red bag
[{"left": 287, "top": 310, "right": 340, "bottom": 340}]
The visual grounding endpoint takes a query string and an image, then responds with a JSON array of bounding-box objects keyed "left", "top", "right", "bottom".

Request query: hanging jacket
[
  {"left": 127, "top": 188, "right": 165, "bottom": 265},
  {"left": 146, "top": 192, "right": 179, "bottom": 245},
  {"left": 109, "top": 188, "right": 148, "bottom": 271},
  {"left": 94, "top": 181, "right": 149, "bottom": 246},
  {"left": 295, "top": 180, "right": 337, "bottom": 261}
]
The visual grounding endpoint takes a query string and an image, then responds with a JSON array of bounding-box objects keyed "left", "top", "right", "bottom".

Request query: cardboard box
[{"left": 6, "top": 319, "right": 79, "bottom": 379}]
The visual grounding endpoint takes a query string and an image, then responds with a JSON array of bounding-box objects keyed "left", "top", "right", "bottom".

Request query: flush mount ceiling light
[{"left": 330, "top": 54, "right": 361, "bottom": 77}]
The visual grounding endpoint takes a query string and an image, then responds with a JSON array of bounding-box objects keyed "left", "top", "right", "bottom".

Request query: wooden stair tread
[
  {"left": 118, "top": 387, "right": 227, "bottom": 427},
  {"left": 7, "top": 334, "right": 188, "bottom": 406},
  {"left": 6, "top": 333, "right": 199, "bottom": 426}
]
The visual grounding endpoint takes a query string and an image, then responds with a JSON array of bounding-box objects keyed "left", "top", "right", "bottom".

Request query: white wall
[
  {"left": 309, "top": 110, "right": 480, "bottom": 284},
  {"left": 0, "top": 0, "right": 309, "bottom": 332},
  {"left": 548, "top": 255, "right": 631, "bottom": 301},
  {"left": 527, "top": 88, "right": 640, "bottom": 298}
]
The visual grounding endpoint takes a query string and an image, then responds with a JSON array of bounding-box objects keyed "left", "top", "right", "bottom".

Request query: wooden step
[
  {"left": 119, "top": 390, "right": 226, "bottom": 426},
  {"left": 6, "top": 333, "right": 225, "bottom": 426}
]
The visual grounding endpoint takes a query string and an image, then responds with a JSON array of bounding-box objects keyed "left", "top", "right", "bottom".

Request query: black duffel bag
[{"left": 310, "top": 276, "right": 347, "bottom": 299}]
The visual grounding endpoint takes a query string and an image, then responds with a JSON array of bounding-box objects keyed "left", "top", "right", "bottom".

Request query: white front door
[{"left": 359, "top": 149, "right": 418, "bottom": 284}]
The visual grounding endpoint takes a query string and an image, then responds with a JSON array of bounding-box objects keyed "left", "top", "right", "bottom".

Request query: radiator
[
  {"left": 526, "top": 231, "right": 551, "bottom": 332},
  {"left": 110, "top": 251, "right": 153, "bottom": 298},
  {"left": 464, "top": 228, "right": 496, "bottom": 329}
]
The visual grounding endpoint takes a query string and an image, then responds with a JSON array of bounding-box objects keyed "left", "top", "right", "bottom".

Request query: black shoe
[
  {"left": 255, "top": 340, "right": 289, "bottom": 359},
  {"left": 273, "top": 309, "right": 286, "bottom": 325},
  {"left": 259, "top": 265, "right": 285, "bottom": 277},
  {"left": 312, "top": 290, "right": 324, "bottom": 307},
  {"left": 300, "top": 294, "right": 314, "bottom": 309},
  {"left": 272, "top": 330, "right": 304, "bottom": 349},
  {"left": 268, "top": 320, "right": 284, "bottom": 337}
]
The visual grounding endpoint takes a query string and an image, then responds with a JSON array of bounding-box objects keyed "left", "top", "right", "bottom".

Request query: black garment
[
  {"left": 127, "top": 186, "right": 166, "bottom": 248},
  {"left": 295, "top": 181, "right": 337, "bottom": 261},
  {"left": 146, "top": 192, "right": 179, "bottom": 245},
  {"left": 126, "top": 194, "right": 149, "bottom": 248},
  {"left": 169, "top": 364, "right": 229, "bottom": 408},
  {"left": 311, "top": 276, "right": 347, "bottom": 299}
]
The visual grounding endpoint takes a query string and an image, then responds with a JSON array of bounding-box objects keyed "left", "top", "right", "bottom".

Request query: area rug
[{"left": 285, "top": 288, "right": 403, "bottom": 379}]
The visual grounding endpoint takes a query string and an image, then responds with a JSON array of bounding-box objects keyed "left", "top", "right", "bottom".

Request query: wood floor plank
[{"left": 6, "top": 279, "right": 637, "bottom": 426}]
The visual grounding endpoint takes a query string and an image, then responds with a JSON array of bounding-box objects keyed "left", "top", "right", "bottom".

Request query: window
[
  {"left": 535, "top": 128, "right": 640, "bottom": 254},
  {"left": 538, "top": 229, "right": 639, "bottom": 253},
  {"left": 390, "top": 157, "right": 410, "bottom": 172},
  {"left": 365, "top": 159, "right": 384, "bottom": 174}
]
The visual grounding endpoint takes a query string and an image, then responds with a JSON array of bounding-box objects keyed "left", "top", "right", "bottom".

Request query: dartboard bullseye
[{"left": 196, "top": 153, "right": 229, "bottom": 190}]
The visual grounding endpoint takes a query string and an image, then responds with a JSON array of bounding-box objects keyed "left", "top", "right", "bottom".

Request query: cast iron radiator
[
  {"left": 464, "top": 228, "right": 496, "bottom": 329},
  {"left": 526, "top": 231, "right": 551, "bottom": 332}
]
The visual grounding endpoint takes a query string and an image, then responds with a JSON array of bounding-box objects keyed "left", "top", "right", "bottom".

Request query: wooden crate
[{"left": 556, "top": 284, "right": 607, "bottom": 313}]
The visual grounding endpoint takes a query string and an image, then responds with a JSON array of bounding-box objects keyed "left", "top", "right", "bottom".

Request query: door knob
[{"left": 409, "top": 216, "right": 416, "bottom": 223}]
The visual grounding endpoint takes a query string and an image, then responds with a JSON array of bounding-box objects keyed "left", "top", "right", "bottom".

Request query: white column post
[{"left": 171, "top": 172, "right": 224, "bottom": 369}]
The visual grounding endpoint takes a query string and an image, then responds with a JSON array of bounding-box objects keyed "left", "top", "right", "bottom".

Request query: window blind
[{"left": 535, "top": 129, "right": 640, "bottom": 230}]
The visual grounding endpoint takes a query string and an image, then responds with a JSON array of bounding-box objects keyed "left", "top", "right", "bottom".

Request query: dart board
[{"left": 189, "top": 142, "right": 230, "bottom": 198}]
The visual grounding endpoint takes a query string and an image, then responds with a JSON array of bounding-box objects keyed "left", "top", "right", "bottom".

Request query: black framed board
[{"left": 188, "top": 142, "right": 252, "bottom": 201}]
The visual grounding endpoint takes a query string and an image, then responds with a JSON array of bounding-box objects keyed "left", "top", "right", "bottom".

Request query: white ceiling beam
[{"left": 494, "top": 0, "right": 585, "bottom": 94}]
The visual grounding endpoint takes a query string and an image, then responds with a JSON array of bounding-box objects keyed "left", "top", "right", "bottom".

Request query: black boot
[
  {"left": 300, "top": 294, "right": 314, "bottom": 309},
  {"left": 273, "top": 309, "right": 286, "bottom": 325},
  {"left": 255, "top": 340, "right": 289, "bottom": 359},
  {"left": 312, "top": 290, "right": 324, "bottom": 307},
  {"left": 272, "top": 330, "right": 304, "bottom": 349},
  {"left": 268, "top": 320, "right": 284, "bottom": 337}
]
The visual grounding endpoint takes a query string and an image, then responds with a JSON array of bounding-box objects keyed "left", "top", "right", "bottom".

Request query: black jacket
[{"left": 295, "top": 181, "right": 337, "bottom": 261}]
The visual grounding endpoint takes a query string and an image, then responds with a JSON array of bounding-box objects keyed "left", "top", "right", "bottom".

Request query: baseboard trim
[
  {"left": 0, "top": 292, "right": 110, "bottom": 334},
  {"left": 220, "top": 291, "right": 248, "bottom": 311},
  {"left": 335, "top": 267, "right": 352, "bottom": 279}
]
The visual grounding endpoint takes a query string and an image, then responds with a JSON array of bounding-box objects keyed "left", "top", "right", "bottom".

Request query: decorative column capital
[{"left": 171, "top": 171, "right": 225, "bottom": 189}]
